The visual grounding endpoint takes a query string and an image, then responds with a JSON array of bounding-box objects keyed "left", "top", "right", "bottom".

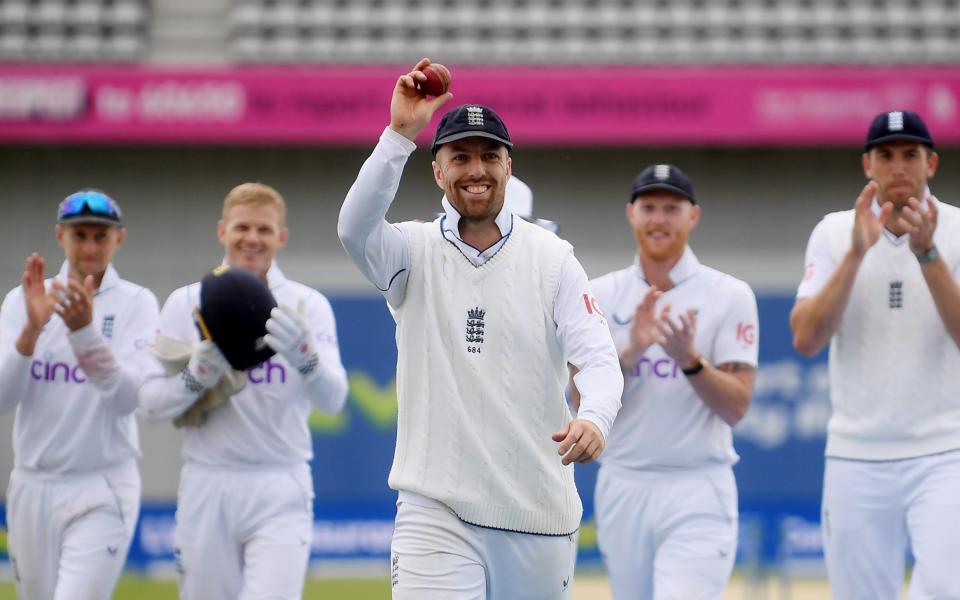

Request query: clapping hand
[
  {"left": 898, "top": 195, "right": 938, "bottom": 257},
  {"left": 851, "top": 181, "right": 891, "bottom": 258}
]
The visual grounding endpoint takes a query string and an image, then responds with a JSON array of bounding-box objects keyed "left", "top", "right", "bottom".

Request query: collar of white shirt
[
  {"left": 439, "top": 195, "right": 515, "bottom": 265},
  {"left": 56, "top": 260, "right": 119, "bottom": 296},
  {"left": 219, "top": 258, "right": 289, "bottom": 293},
  {"left": 871, "top": 185, "right": 931, "bottom": 244},
  {"left": 632, "top": 246, "right": 701, "bottom": 288}
]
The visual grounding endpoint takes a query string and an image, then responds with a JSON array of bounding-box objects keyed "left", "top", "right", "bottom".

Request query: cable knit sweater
[{"left": 388, "top": 216, "right": 582, "bottom": 535}]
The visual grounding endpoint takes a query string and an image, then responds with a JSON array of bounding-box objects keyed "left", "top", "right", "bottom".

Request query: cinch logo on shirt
[
  {"left": 247, "top": 358, "right": 287, "bottom": 385},
  {"left": 30, "top": 354, "right": 87, "bottom": 384},
  {"left": 628, "top": 357, "right": 680, "bottom": 379}
]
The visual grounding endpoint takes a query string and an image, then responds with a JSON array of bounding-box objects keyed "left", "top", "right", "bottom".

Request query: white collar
[
  {"left": 440, "top": 195, "right": 514, "bottom": 243},
  {"left": 220, "top": 258, "right": 288, "bottom": 292},
  {"left": 56, "top": 260, "right": 119, "bottom": 295},
  {"left": 871, "top": 186, "right": 932, "bottom": 243},
  {"left": 870, "top": 185, "right": 931, "bottom": 217},
  {"left": 633, "top": 246, "right": 701, "bottom": 287}
]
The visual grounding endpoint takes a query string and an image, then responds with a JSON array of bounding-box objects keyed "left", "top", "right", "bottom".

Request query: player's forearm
[
  {"left": 0, "top": 350, "right": 30, "bottom": 413},
  {"left": 572, "top": 363, "right": 623, "bottom": 442},
  {"left": 566, "top": 364, "right": 581, "bottom": 412},
  {"left": 137, "top": 372, "right": 203, "bottom": 422},
  {"left": 303, "top": 354, "right": 349, "bottom": 415},
  {"left": 338, "top": 128, "right": 415, "bottom": 289},
  {"left": 687, "top": 362, "right": 755, "bottom": 427},
  {"left": 919, "top": 256, "right": 960, "bottom": 349},
  {"left": 15, "top": 323, "right": 41, "bottom": 356},
  {"left": 68, "top": 323, "right": 142, "bottom": 414},
  {"left": 790, "top": 249, "right": 863, "bottom": 356},
  {"left": 565, "top": 329, "right": 623, "bottom": 441}
]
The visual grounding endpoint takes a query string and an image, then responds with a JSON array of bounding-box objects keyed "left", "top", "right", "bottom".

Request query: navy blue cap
[
  {"left": 865, "top": 110, "right": 934, "bottom": 151},
  {"left": 431, "top": 104, "right": 513, "bottom": 155},
  {"left": 196, "top": 265, "right": 277, "bottom": 371},
  {"left": 630, "top": 164, "right": 696, "bottom": 204}
]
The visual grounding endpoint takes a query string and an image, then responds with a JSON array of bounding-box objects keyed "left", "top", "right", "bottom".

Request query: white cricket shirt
[
  {"left": 796, "top": 195, "right": 960, "bottom": 460},
  {"left": 592, "top": 249, "right": 759, "bottom": 471},
  {"left": 139, "top": 262, "right": 348, "bottom": 468},
  {"left": 0, "top": 262, "right": 159, "bottom": 474}
]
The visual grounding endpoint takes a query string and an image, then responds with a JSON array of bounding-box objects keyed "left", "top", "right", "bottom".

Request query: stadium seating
[
  {"left": 0, "top": 0, "right": 957, "bottom": 65},
  {"left": 0, "top": 0, "right": 150, "bottom": 61},
  {"left": 225, "top": 0, "right": 960, "bottom": 64}
]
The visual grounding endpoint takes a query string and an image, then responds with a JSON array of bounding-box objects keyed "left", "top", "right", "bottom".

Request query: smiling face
[
  {"left": 56, "top": 222, "right": 125, "bottom": 282},
  {"left": 863, "top": 141, "right": 938, "bottom": 209},
  {"left": 218, "top": 201, "right": 287, "bottom": 278},
  {"left": 432, "top": 138, "right": 512, "bottom": 223},
  {"left": 627, "top": 191, "right": 700, "bottom": 263}
]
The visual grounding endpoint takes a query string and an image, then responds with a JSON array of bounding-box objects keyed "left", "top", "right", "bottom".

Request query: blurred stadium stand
[
  {"left": 2, "top": 0, "right": 958, "bottom": 64},
  {"left": 225, "top": 0, "right": 960, "bottom": 65},
  {"left": 0, "top": 0, "right": 151, "bottom": 61}
]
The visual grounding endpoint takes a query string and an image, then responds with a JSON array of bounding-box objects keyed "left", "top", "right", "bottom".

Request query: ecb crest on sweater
[{"left": 465, "top": 307, "right": 485, "bottom": 353}]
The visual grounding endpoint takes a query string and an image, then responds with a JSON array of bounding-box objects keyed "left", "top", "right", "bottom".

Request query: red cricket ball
[{"left": 419, "top": 63, "right": 451, "bottom": 97}]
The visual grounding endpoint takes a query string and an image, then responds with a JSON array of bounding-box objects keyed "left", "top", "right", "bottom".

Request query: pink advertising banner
[{"left": 1, "top": 64, "right": 958, "bottom": 146}]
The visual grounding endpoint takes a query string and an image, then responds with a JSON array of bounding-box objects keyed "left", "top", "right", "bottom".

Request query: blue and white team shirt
[
  {"left": 592, "top": 248, "right": 759, "bottom": 471},
  {"left": 0, "top": 261, "right": 159, "bottom": 474},
  {"left": 139, "top": 262, "right": 348, "bottom": 468}
]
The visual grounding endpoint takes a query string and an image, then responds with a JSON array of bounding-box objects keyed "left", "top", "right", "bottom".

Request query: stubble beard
[{"left": 638, "top": 230, "right": 687, "bottom": 263}]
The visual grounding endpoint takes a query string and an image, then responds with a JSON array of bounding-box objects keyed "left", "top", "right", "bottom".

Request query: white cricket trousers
[
  {"left": 174, "top": 462, "right": 314, "bottom": 600},
  {"left": 390, "top": 491, "right": 578, "bottom": 600},
  {"left": 822, "top": 451, "right": 960, "bottom": 600},
  {"left": 595, "top": 464, "right": 738, "bottom": 600},
  {"left": 6, "top": 460, "right": 140, "bottom": 600}
]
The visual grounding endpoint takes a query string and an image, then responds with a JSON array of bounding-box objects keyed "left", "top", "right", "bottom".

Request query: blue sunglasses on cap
[{"left": 57, "top": 190, "right": 122, "bottom": 225}]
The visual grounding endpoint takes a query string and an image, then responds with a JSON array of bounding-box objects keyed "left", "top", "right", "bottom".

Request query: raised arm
[
  {"left": 791, "top": 181, "right": 890, "bottom": 356},
  {"left": 64, "top": 281, "right": 159, "bottom": 416},
  {"left": 898, "top": 195, "right": 960, "bottom": 350},
  {"left": 338, "top": 59, "right": 453, "bottom": 309},
  {"left": 0, "top": 255, "right": 57, "bottom": 413},
  {"left": 657, "top": 282, "right": 759, "bottom": 427}
]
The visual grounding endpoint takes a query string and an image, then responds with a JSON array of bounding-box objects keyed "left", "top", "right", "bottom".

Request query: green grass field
[
  {"left": 0, "top": 577, "right": 393, "bottom": 600},
  {"left": 0, "top": 573, "right": 845, "bottom": 600}
]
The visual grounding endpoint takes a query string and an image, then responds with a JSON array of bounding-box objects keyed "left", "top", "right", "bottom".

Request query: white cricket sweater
[
  {"left": 389, "top": 216, "right": 582, "bottom": 535},
  {"left": 818, "top": 205, "right": 960, "bottom": 460}
]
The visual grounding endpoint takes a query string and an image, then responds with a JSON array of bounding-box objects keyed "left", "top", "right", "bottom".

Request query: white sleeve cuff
[
  {"left": 67, "top": 321, "right": 102, "bottom": 352},
  {"left": 576, "top": 411, "right": 610, "bottom": 444},
  {"left": 382, "top": 126, "right": 418, "bottom": 155}
]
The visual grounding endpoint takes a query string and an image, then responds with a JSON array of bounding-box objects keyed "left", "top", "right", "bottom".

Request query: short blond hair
[{"left": 222, "top": 182, "right": 286, "bottom": 226}]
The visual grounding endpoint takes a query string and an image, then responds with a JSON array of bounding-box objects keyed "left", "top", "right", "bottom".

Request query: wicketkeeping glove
[
  {"left": 182, "top": 339, "right": 231, "bottom": 392},
  {"left": 264, "top": 304, "right": 319, "bottom": 376}
]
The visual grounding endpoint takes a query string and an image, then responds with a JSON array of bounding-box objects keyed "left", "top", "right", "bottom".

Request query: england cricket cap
[
  {"left": 630, "top": 164, "right": 697, "bottom": 204},
  {"left": 196, "top": 265, "right": 277, "bottom": 371},
  {"left": 431, "top": 104, "right": 513, "bottom": 155},
  {"left": 57, "top": 190, "right": 123, "bottom": 226},
  {"left": 864, "top": 110, "right": 935, "bottom": 151}
]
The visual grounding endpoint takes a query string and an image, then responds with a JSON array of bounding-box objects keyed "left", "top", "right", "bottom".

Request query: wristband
[
  {"left": 917, "top": 245, "right": 940, "bottom": 264},
  {"left": 681, "top": 356, "right": 706, "bottom": 377}
]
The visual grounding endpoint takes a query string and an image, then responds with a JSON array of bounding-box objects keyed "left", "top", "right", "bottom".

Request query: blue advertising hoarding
[{"left": 0, "top": 293, "right": 830, "bottom": 570}]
